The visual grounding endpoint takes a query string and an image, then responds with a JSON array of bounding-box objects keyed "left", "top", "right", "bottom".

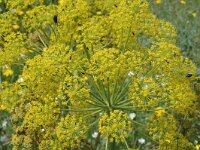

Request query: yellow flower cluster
[
  {"left": 196, "top": 145, "right": 200, "bottom": 150},
  {"left": 99, "top": 110, "right": 132, "bottom": 143},
  {"left": 130, "top": 77, "right": 166, "bottom": 110},
  {"left": 64, "top": 75, "right": 90, "bottom": 104},
  {"left": 11, "top": 99, "right": 60, "bottom": 150},
  {"left": 155, "top": 107, "right": 166, "bottom": 117},
  {"left": 0, "top": 105, "right": 7, "bottom": 110},
  {"left": 56, "top": 115, "right": 88, "bottom": 148},
  {"left": 148, "top": 112, "right": 195, "bottom": 149},
  {"left": 3, "top": 68, "right": 13, "bottom": 77},
  {"left": 0, "top": 0, "right": 198, "bottom": 149},
  {"left": 0, "top": 0, "right": 57, "bottom": 68}
]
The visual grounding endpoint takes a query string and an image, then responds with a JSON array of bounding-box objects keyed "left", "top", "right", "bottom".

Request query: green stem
[
  {"left": 41, "top": 29, "right": 50, "bottom": 41},
  {"left": 49, "top": 24, "right": 57, "bottom": 37},
  {"left": 110, "top": 80, "right": 118, "bottom": 105},
  {"left": 107, "top": 78, "right": 111, "bottom": 107},
  {"left": 30, "top": 44, "right": 43, "bottom": 53},
  {"left": 111, "top": 141, "right": 116, "bottom": 150},
  {"left": 123, "top": 26, "right": 132, "bottom": 52},
  {"left": 115, "top": 98, "right": 133, "bottom": 106},
  {"left": 0, "top": 69, "right": 2, "bottom": 84},
  {"left": 97, "top": 80, "right": 109, "bottom": 104},
  {"left": 105, "top": 140, "right": 109, "bottom": 150},
  {"left": 133, "top": 120, "right": 145, "bottom": 126},
  {"left": 140, "top": 132, "right": 159, "bottom": 144},
  {"left": 123, "top": 136, "right": 130, "bottom": 149},
  {"left": 85, "top": 100, "right": 107, "bottom": 108},
  {"left": 113, "top": 105, "right": 136, "bottom": 110},
  {"left": 88, "top": 119, "right": 100, "bottom": 129},
  {"left": 61, "top": 107, "right": 100, "bottom": 112},
  {"left": 82, "top": 110, "right": 102, "bottom": 118},
  {"left": 119, "top": 28, "right": 124, "bottom": 49},
  {"left": 90, "top": 92, "right": 108, "bottom": 106},
  {"left": 37, "top": 31, "right": 48, "bottom": 48},
  {"left": 90, "top": 78, "right": 109, "bottom": 106},
  {"left": 113, "top": 80, "right": 130, "bottom": 105},
  {"left": 84, "top": 44, "right": 91, "bottom": 62}
]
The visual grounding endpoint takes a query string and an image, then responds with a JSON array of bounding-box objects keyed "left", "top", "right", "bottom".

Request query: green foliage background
[{"left": 149, "top": 0, "right": 200, "bottom": 71}]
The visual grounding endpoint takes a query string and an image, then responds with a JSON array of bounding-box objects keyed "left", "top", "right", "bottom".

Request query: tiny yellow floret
[
  {"left": 192, "top": 12, "right": 197, "bottom": 17},
  {"left": 3, "top": 69, "right": 13, "bottom": 76},
  {"left": 12, "top": 24, "right": 20, "bottom": 30},
  {"left": 0, "top": 105, "right": 7, "bottom": 110},
  {"left": 180, "top": 0, "right": 186, "bottom": 5},
  {"left": 196, "top": 144, "right": 200, "bottom": 150},
  {"left": 17, "top": 10, "right": 24, "bottom": 15},
  {"left": 155, "top": 107, "right": 166, "bottom": 117},
  {"left": 155, "top": 0, "right": 161, "bottom": 4}
]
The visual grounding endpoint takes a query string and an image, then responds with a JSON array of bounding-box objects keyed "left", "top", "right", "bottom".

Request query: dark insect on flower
[
  {"left": 173, "top": 53, "right": 178, "bottom": 57},
  {"left": 186, "top": 73, "right": 192, "bottom": 78},
  {"left": 165, "top": 59, "right": 169, "bottom": 64},
  {"left": 53, "top": 15, "right": 58, "bottom": 24}
]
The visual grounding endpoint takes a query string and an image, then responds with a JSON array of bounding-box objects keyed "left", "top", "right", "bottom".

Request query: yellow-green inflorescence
[
  {"left": 56, "top": 115, "right": 88, "bottom": 148},
  {"left": 0, "top": 0, "right": 199, "bottom": 149},
  {"left": 99, "top": 110, "right": 132, "bottom": 143}
]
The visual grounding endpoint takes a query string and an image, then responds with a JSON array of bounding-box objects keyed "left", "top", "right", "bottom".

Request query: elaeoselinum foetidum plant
[{"left": 0, "top": 0, "right": 199, "bottom": 149}]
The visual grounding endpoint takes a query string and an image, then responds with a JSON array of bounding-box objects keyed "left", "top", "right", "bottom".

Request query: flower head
[
  {"left": 138, "top": 138, "right": 145, "bottom": 144},
  {"left": 180, "top": 0, "right": 186, "bottom": 5},
  {"left": 17, "top": 10, "right": 24, "bottom": 15},
  {"left": 99, "top": 110, "right": 132, "bottom": 143},
  {"left": 155, "top": 107, "right": 166, "bottom": 117},
  {"left": 0, "top": 105, "right": 7, "bottom": 110},
  {"left": 128, "top": 71, "right": 135, "bottom": 77},
  {"left": 92, "top": 132, "right": 98, "bottom": 138},
  {"left": 155, "top": 0, "right": 161, "bottom": 4},
  {"left": 12, "top": 24, "right": 20, "bottom": 30},
  {"left": 17, "top": 77, "right": 24, "bottom": 83},
  {"left": 3, "top": 69, "right": 13, "bottom": 76},
  {"left": 192, "top": 12, "right": 197, "bottom": 17},
  {"left": 56, "top": 115, "right": 88, "bottom": 148},
  {"left": 196, "top": 144, "right": 200, "bottom": 150},
  {"left": 129, "top": 113, "right": 136, "bottom": 120}
]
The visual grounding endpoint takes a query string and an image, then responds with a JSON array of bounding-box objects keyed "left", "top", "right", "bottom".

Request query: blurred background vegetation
[
  {"left": 0, "top": 0, "right": 200, "bottom": 149},
  {"left": 149, "top": 0, "right": 200, "bottom": 74}
]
